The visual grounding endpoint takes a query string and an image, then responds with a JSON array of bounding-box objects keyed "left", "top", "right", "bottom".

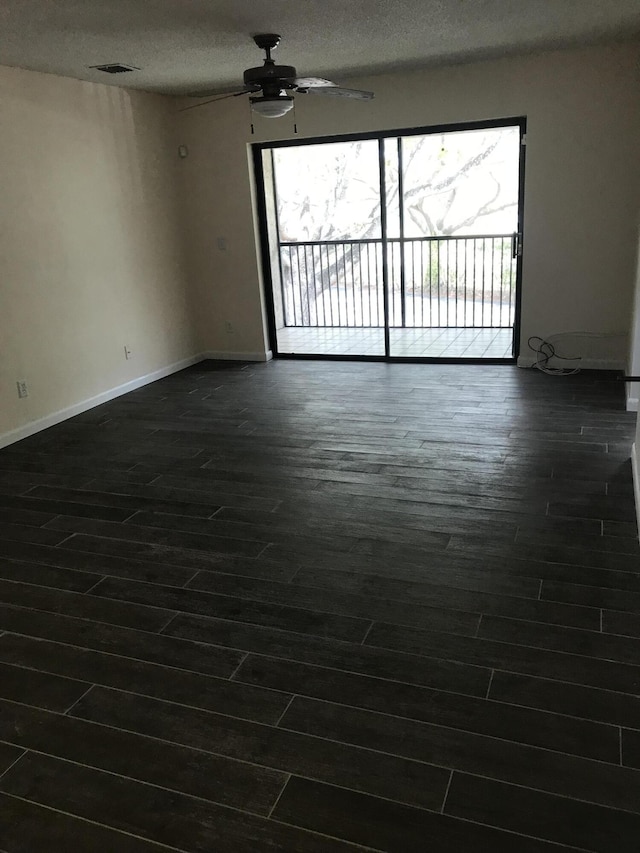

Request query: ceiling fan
[{"left": 186, "top": 34, "right": 374, "bottom": 118}]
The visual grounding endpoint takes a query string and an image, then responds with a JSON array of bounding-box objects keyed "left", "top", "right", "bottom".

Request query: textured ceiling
[{"left": 0, "top": 0, "right": 639, "bottom": 95}]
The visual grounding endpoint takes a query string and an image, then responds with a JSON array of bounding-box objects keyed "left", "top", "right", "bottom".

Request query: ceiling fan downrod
[{"left": 252, "top": 33, "right": 282, "bottom": 62}]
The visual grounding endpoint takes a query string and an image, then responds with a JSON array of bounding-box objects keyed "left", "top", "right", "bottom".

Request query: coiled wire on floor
[{"left": 527, "top": 336, "right": 581, "bottom": 375}]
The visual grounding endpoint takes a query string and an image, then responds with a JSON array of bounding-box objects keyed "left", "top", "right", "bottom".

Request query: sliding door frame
[{"left": 253, "top": 115, "right": 527, "bottom": 364}]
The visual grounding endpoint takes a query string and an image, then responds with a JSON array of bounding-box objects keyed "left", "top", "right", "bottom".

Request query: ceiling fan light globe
[{"left": 250, "top": 96, "right": 294, "bottom": 118}]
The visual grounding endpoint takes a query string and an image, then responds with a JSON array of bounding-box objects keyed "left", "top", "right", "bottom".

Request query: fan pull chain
[{"left": 248, "top": 97, "right": 255, "bottom": 135}]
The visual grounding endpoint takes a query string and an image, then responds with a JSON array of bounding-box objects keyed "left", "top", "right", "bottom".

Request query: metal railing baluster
[{"left": 279, "top": 234, "right": 516, "bottom": 331}]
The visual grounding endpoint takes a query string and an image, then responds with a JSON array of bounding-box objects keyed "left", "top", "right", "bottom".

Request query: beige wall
[
  {"left": 0, "top": 65, "right": 197, "bottom": 441},
  {"left": 175, "top": 40, "right": 640, "bottom": 362},
  {"left": 2, "top": 40, "right": 640, "bottom": 445}
]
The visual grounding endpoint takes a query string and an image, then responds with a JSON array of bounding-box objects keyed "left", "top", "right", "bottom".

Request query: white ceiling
[{"left": 0, "top": 0, "right": 639, "bottom": 96}]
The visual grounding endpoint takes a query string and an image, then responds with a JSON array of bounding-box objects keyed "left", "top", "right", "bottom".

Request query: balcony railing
[{"left": 279, "top": 234, "right": 517, "bottom": 329}]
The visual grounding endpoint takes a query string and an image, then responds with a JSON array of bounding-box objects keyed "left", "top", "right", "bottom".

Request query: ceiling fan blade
[
  {"left": 185, "top": 90, "right": 221, "bottom": 98},
  {"left": 178, "top": 90, "right": 251, "bottom": 112},
  {"left": 185, "top": 85, "right": 258, "bottom": 98},
  {"left": 293, "top": 77, "right": 338, "bottom": 88},
  {"left": 300, "top": 86, "right": 374, "bottom": 100}
]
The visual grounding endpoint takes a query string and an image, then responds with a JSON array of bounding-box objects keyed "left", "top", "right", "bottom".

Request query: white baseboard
[
  {"left": 517, "top": 356, "right": 625, "bottom": 371},
  {"left": 0, "top": 349, "right": 276, "bottom": 449},
  {"left": 202, "top": 350, "right": 273, "bottom": 362},
  {"left": 632, "top": 443, "right": 640, "bottom": 539},
  {"left": 0, "top": 353, "right": 206, "bottom": 450}
]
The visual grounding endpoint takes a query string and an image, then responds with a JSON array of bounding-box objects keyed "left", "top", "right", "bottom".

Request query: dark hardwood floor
[{"left": 0, "top": 359, "right": 638, "bottom": 852}]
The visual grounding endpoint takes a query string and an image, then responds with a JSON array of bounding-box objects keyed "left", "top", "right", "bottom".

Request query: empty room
[{"left": 2, "top": 1, "right": 640, "bottom": 851}]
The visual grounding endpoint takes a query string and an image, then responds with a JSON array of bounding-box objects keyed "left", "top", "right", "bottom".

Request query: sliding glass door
[{"left": 255, "top": 118, "right": 525, "bottom": 361}]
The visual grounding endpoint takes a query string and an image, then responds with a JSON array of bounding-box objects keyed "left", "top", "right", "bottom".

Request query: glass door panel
[
  {"left": 268, "top": 139, "right": 385, "bottom": 357},
  {"left": 388, "top": 126, "right": 521, "bottom": 359}
]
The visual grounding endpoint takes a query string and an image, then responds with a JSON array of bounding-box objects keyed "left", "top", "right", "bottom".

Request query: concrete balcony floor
[{"left": 276, "top": 326, "right": 514, "bottom": 358}]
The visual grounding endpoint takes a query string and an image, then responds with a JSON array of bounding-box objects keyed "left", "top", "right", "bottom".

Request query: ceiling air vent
[{"left": 90, "top": 64, "right": 139, "bottom": 74}]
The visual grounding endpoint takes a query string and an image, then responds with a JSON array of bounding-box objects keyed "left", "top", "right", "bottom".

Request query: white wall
[
  {"left": 628, "top": 225, "right": 640, "bottom": 410},
  {"left": 628, "top": 225, "right": 640, "bottom": 530},
  {"left": 175, "top": 40, "right": 640, "bottom": 362},
  {"left": 0, "top": 65, "right": 198, "bottom": 444}
]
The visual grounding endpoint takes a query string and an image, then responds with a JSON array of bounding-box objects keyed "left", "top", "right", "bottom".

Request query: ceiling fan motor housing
[{"left": 243, "top": 63, "right": 297, "bottom": 94}]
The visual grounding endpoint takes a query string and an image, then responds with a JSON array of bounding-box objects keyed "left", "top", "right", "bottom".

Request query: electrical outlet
[
  {"left": 124, "top": 346, "right": 132, "bottom": 360},
  {"left": 225, "top": 321, "right": 234, "bottom": 334},
  {"left": 217, "top": 237, "right": 227, "bottom": 251},
  {"left": 16, "top": 380, "right": 28, "bottom": 399}
]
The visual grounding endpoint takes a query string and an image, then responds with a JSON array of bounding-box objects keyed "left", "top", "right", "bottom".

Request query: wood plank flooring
[{"left": 0, "top": 359, "right": 638, "bottom": 852}]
